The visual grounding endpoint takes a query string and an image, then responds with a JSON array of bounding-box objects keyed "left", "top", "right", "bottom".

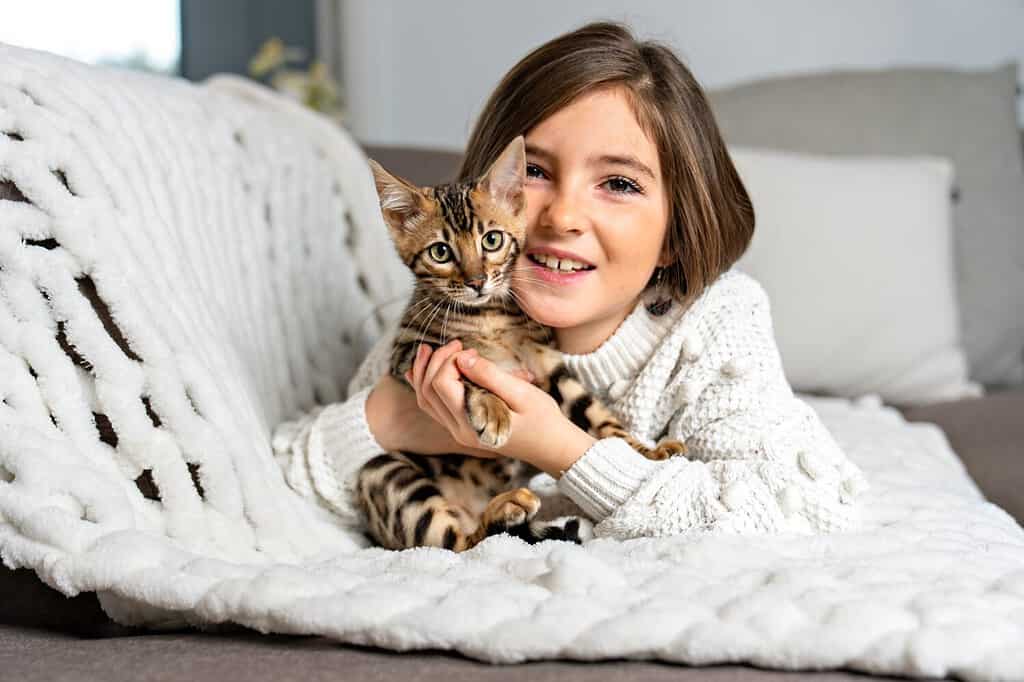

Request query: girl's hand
[
  {"left": 407, "top": 341, "right": 597, "bottom": 477},
  {"left": 364, "top": 371, "right": 500, "bottom": 459}
]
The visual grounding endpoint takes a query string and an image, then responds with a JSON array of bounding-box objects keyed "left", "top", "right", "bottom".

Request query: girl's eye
[
  {"left": 428, "top": 242, "right": 452, "bottom": 263},
  {"left": 525, "top": 163, "right": 546, "bottom": 179},
  {"left": 481, "top": 230, "right": 504, "bottom": 251},
  {"left": 603, "top": 176, "right": 643, "bottom": 194}
]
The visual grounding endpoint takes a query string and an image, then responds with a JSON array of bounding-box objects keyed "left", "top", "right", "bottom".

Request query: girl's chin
[{"left": 513, "top": 288, "right": 587, "bottom": 328}]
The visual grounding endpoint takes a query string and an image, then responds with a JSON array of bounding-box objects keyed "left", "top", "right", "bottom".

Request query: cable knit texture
[{"left": 277, "top": 269, "right": 869, "bottom": 539}]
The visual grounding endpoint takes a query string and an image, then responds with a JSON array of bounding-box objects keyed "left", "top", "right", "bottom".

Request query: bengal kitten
[{"left": 357, "top": 135, "right": 687, "bottom": 552}]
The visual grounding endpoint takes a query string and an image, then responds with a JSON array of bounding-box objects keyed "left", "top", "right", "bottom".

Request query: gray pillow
[{"left": 708, "top": 63, "right": 1024, "bottom": 389}]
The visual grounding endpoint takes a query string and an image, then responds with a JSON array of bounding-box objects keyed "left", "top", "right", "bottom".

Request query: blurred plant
[{"left": 248, "top": 37, "right": 345, "bottom": 123}]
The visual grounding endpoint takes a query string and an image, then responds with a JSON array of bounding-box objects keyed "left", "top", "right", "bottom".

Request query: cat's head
[{"left": 368, "top": 136, "right": 526, "bottom": 307}]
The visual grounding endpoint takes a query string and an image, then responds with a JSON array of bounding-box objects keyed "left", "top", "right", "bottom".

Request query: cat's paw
[
  {"left": 482, "top": 487, "right": 540, "bottom": 535},
  {"left": 646, "top": 439, "right": 688, "bottom": 461},
  {"left": 466, "top": 390, "right": 512, "bottom": 448},
  {"left": 624, "top": 436, "right": 688, "bottom": 461}
]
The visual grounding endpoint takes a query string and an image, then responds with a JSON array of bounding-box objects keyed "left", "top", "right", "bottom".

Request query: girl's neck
[{"left": 554, "top": 301, "right": 636, "bottom": 355}]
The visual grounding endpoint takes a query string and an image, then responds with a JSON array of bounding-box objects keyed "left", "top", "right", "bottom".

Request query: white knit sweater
[{"left": 272, "top": 268, "right": 870, "bottom": 539}]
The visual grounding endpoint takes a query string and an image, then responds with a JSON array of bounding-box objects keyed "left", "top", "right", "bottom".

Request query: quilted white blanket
[{"left": 1, "top": 45, "right": 1022, "bottom": 682}]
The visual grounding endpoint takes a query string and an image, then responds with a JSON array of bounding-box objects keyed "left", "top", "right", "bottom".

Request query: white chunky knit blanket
[{"left": 1, "top": 45, "right": 1023, "bottom": 681}]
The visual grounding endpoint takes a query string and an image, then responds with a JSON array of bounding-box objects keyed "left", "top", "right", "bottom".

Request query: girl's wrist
[{"left": 525, "top": 420, "right": 596, "bottom": 480}]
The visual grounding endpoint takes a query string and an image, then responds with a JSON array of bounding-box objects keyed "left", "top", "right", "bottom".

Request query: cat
[{"left": 356, "top": 135, "right": 687, "bottom": 552}]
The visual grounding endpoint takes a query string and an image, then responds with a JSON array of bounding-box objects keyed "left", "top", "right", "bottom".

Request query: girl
[{"left": 274, "top": 21, "right": 868, "bottom": 540}]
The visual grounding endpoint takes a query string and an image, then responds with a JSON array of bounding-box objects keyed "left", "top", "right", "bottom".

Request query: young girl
[{"left": 274, "top": 21, "right": 868, "bottom": 540}]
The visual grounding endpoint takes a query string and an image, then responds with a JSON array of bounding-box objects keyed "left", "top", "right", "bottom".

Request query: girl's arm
[{"left": 554, "top": 397, "right": 868, "bottom": 539}]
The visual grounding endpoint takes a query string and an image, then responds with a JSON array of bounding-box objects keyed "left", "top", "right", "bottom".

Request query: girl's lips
[{"left": 527, "top": 257, "right": 595, "bottom": 285}]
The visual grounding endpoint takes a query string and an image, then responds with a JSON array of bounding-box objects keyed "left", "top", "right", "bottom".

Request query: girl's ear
[
  {"left": 368, "top": 159, "right": 431, "bottom": 235},
  {"left": 478, "top": 135, "right": 525, "bottom": 216}
]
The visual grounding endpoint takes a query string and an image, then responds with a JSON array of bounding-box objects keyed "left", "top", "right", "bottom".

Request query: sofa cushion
[
  {"left": 731, "top": 147, "right": 979, "bottom": 405},
  {"left": 709, "top": 63, "right": 1024, "bottom": 389},
  {"left": 361, "top": 144, "right": 462, "bottom": 186}
]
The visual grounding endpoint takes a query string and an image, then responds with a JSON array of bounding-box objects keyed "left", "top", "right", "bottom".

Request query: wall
[{"left": 331, "top": 0, "right": 1024, "bottom": 150}]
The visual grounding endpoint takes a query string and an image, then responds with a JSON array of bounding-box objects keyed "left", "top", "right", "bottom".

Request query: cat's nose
[{"left": 465, "top": 276, "right": 486, "bottom": 293}]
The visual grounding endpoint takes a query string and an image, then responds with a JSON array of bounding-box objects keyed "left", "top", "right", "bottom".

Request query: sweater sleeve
[
  {"left": 271, "top": 322, "right": 398, "bottom": 530},
  {"left": 556, "top": 287, "right": 870, "bottom": 540}
]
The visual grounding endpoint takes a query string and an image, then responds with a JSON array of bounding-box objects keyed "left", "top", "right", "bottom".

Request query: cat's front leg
[
  {"left": 519, "top": 341, "right": 688, "bottom": 461},
  {"left": 463, "top": 380, "right": 513, "bottom": 449}
]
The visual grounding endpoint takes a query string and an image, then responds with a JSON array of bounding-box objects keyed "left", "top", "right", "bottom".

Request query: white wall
[{"left": 334, "top": 0, "right": 1024, "bottom": 150}]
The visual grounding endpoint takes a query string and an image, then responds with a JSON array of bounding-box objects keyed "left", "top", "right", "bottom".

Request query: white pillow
[{"left": 730, "top": 146, "right": 983, "bottom": 406}]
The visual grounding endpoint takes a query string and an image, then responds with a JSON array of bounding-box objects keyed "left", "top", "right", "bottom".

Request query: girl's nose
[{"left": 541, "top": 187, "right": 586, "bottom": 235}]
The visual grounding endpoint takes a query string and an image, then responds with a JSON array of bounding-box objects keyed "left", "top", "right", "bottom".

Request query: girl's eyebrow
[
  {"left": 525, "top": 143, "right": 655, "bottom": 181},
  {"left": 524, "top": 143, "right": 555, "bottom": 162},
  {"left": 589, "top": 153, "right": 656, "bottom": 181}
]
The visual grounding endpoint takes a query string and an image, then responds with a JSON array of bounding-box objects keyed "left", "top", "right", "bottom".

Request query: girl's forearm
[
  {"left": 364, "top": 381, "right": 398, "bottom": 452},
  {"left": 525, "top": 421, "right": 596, "bottom": 480}
]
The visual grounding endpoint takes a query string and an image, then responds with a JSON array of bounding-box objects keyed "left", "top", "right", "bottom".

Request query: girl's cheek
[{"left": 523, "top": 196, "right": 543, "bottom": 230}]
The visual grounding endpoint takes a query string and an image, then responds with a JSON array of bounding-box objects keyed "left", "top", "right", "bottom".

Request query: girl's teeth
[{"left": 533, "top": 254, "right": 590, "bottom": 271}]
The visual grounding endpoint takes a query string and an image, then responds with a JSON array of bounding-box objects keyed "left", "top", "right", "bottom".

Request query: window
[{"left": 0, "top": 0, "right": 180, "bottom": 75}]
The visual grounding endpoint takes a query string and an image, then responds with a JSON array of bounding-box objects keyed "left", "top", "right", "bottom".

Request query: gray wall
[{"left": 330, "top": 0, "right": 1024, "bottom": 150}]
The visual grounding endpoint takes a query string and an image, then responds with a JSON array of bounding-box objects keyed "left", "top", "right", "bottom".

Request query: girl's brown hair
[{"left": 458, "top": 21, "right": 754, "bottom": 312}]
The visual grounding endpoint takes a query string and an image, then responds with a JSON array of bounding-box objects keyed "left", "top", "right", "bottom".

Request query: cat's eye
[
  {"left": 428, "top": 242, "right": 452, "bottom": 263},
  {"left": 481, "top": 230, "right": 504, "bottom": 252}
]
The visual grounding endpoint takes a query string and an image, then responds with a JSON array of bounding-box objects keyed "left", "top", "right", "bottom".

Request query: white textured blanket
[{"left": 1, "top": 45, "right": 1022, "bottom": 682}]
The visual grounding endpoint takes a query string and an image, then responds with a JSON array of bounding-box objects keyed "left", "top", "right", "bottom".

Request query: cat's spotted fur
[{"left": 357, "top": 136, "right": 686, "bottom": 552}]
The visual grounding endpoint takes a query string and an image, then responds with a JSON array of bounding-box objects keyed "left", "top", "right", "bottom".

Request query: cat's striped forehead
[{"left": 430, "top": 183, "right": 484, "bottom": 234}]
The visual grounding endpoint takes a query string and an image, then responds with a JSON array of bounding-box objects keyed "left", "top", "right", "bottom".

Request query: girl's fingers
[
  {"left": 421, "top": 340, "right": 461, "bottom": 394},
  {"left": 456, "top": 351, "right": 531, "bottom": 411},
  {"left": 410, "top": 343, "right": 433, "bottom": 395},
  {"left": 423, "top": 353, "right": 467, "bottom": 438},
  {"left": 432, "top": 351, "right": 469, "bottom": 417},
  {"left": 510, "top": 368, "right": 535, "bottom": 383},
  {"left": 410, "top": 345, "right": 439, "bottom": 420},
  {"left": 418, "top": 340, "right": 461, "bottom": 413}
]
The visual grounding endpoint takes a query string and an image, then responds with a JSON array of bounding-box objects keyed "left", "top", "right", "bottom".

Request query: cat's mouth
[{"left": 451, "top": 284, "right": 504, "bottom": 306}]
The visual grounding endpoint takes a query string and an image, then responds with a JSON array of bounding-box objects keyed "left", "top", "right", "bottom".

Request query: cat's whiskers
[
  {"left": 402, "top": 297, "right": 439, "bottom": 333},
  {"left": 404, "top": 295, "right": 434, "bottom": 321},
  {"left": 508, "top": 267, "right": 559, "bottom": 294},
  {"left": 413, "top": 298, "right": 446, "bottom": 352},
  {"left": 506, "top": 288, "right": 528, "bottom": 309},
  {"left": 405, "top": 298, "right": 436, "bottom": 341},
  {"left": 506, "top": 288, "right": 532, "bottom": 313},
  {"left": 509, "top": 264, "right": 560, "bottom": 281},
  {"left": 441, "top": 299, "right": 454, "bottom": 345}
]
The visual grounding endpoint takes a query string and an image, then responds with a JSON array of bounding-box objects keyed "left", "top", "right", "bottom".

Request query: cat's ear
[
  {"left": 478, "top": 135, "right": 526, "bottom": 215},
  {"left": 368, "top": 159, "right": 430, "bottom": 233}
]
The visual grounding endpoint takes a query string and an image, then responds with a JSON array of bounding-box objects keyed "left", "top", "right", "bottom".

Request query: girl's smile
[{"left": 525, "top": 245, "right": 597, "bottom": 284}]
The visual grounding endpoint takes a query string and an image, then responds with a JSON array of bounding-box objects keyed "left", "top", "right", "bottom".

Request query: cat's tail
[{"left": 502, "top": 515, "right": 595, "bottom": 545}]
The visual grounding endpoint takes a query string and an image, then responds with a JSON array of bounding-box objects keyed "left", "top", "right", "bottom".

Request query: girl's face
[{"left": 513, "top": 86, "right": 670, "bottom": 354}]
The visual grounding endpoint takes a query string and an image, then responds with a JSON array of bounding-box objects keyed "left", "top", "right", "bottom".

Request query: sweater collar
[{"left": 560, "top": 297, "right": 685, "bottom": 396}]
